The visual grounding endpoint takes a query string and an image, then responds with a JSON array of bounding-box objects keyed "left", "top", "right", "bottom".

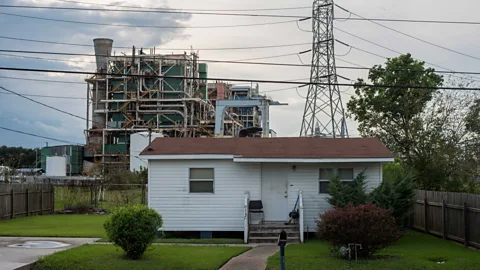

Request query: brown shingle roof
[{"left": 141, "top": 137, "right": 393, "bottom": 159}]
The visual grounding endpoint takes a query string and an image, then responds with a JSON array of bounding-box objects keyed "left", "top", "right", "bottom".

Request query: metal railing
[
  {"left": 299, "top": 190, "right": 304, "bottom": 243},
  {"left": 244, "top": 191, "right": 250, "bottom": 243}
]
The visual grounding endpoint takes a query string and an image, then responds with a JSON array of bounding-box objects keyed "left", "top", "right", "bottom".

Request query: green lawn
[
  {"left": 0, "top": 215, "right": 243, "bottom": 244},
  {"left": 35, "top": 244, "right": 249, "bottom": 270},
  {"left": 267, "top": 231, "right": 480, "bottom": 269},
  {"left": 97, "top": 238, "right": 244, "bottom": 244},
  {"left": 0, "top": 215, "right": 108, "bottom": 238}
]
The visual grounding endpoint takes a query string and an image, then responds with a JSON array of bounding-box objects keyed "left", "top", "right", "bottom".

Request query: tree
[
  {"left": 347, "top": 54, "right": 443, "bottom": 165},
  {"left": 466, "top": 99, "right": 480, "bottom": 135},
  {"left": 347, "top": 54, "right": 479, "bottom": 192},
  {"left": 327, "top": 172, "right": 367, "bottom": 208}
]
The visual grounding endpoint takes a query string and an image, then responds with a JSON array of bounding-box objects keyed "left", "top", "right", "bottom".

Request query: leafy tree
[
  {"left": 327, "top": 172, "right": 367, "bottom": 208},
  {"left": 466, "top": 99, "right": 480, "bottom": 135},
  {"left": 347, "top": 54, "right": 443, "bottom": 165},
  {"left": 347, "top": 54, "right": 479, "bottom": 192},
  {"left": 0, "top": 146, "right": 39, "bottom": 168}
]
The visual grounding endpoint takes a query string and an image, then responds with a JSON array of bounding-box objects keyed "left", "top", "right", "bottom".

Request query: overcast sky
[{"left": 1, "top": 0, "right": 480, "bottom": 148}]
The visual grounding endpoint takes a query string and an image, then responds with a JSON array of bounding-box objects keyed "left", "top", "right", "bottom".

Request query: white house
[{"left": 141, "top": 137, "right": 394, "bottom": 243}]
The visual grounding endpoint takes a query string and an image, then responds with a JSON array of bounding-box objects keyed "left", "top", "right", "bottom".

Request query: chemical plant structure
[{"left": 57, "top": 38, "right": 288, "bottom": 174}]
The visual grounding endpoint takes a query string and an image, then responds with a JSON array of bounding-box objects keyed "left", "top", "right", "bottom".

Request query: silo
[
  {"left": 92, "top": 38, "right": 112, "bottom": 129},
  {"left": 46, "top": 156, "right": 67, "bottom": 176},
  {"left": 93, "top": 38, "right": 113, "bottom": 71}
]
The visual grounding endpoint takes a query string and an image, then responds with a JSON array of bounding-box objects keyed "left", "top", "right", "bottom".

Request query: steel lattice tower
[{"left": 300, "top": 0, "right": 348, "bottom": 138}]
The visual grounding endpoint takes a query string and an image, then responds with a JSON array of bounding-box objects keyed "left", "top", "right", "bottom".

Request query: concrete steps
[{"left": 248, "top": 222, "right": 300, "bottom": 244}]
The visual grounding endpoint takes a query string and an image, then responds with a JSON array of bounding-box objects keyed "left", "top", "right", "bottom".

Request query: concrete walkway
[
  {"left": 220, "top": 245, "right": 279, "bottom": 270},
  {"left": 0, "top": 237, "right": 97, "bottom": 270}
]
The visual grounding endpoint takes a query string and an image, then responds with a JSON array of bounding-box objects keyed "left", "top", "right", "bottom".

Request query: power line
[
  {"left": 0, "top": 12, "right": 298, "bottom": 29},
  {"left": 0, "top": 52, "right": 96, "bottom": 64},
  {"left": 0, "top": 91, "right": 86, "bottom": 100},
  {"left": 335, "top": 17, "right": 480, "bottom": 26},
  {"left": 0, "top": 75, "right": 84, "bottom": 85},
  {"left": 0, "top": 84, "right": 119, "bottom": 130},
  {"left": 333, "top": 26, "right": 480, "bottom": 82},
  {"left": 0, "top": 126, "right": 83, "bottom": 145},
  {"left": 55, "top": 0, "right": 310, "bottom": 12},
  {"left": 0, "top": 35, "right": 311, "bottom": 51},
  {"left": 0, "top": 85, "right": 89, "bottom": 122},
  {"left": 0, "top": 5, "right": 306, "bottom": 19},
  {"left": 5, "top": 48, "right": 480, "bottom": 77},
  {"left": 335, "top": 4, "right": 480, "bottom": 62},
  {"left": 2, "top": 66, "right": 480, "bottom": 90}
]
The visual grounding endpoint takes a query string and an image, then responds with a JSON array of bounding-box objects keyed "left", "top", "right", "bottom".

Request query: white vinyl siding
[
  {"left": 148, "top": 159, "right": 382, "bottom": 233},
  {"left": 148, "top": 159, "right": 260, "bottom": 231},
  {"left": 287, "top": 163, "right": 382, "bottom": 232}
]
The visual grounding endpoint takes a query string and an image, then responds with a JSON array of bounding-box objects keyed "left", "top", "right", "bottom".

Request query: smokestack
[{"left": 93, "top": 38, "right": 113, "bottom": 71}]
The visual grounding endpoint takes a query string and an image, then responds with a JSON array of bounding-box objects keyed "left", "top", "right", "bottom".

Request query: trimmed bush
[
  {"left": 104, "top": 205, "right": 162, "bottom": 259},
  {"left": 327, "top": 172, "right": 367, "bottom": 208},
  {"left": 317, "top": 204, "right": 402, "bottom": 258}
]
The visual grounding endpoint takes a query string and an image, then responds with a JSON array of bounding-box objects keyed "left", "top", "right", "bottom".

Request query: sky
[{"left": 1, "top": 0, "right": 480, "bottom": 148}]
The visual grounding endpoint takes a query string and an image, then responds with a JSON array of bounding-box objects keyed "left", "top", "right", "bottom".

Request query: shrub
[
  {"left": 327, "top": 172, "right": 367, "bottom": 208},
  {"left": 104, "top": 205, "right": 163, "bottom": 259},
  {"left": 369, "top": 173, "right": 416, "bottom": 228},
  {"left": 317, "top": 204, "right": 402, "bottom": 258}
]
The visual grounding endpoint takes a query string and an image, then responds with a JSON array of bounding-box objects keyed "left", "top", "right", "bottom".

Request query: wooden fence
[
  {"left": 412, "top": 190, "right": 480, "bottom": 248},
  {"left": 0, "top": 183, "right": 54, "bottom": 220}
]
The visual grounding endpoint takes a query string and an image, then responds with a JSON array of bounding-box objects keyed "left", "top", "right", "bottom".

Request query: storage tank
[
  {"left": 130, "top": 132, "right": 163, "bottom": 172},
  {"left": 93, "top": 38, "right": 113, "bottom": 71},
  {"left": 46, "top": 156, "right": 67, "bottom": 176}
]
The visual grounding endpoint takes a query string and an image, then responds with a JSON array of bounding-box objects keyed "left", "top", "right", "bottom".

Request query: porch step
[
  {"left": 250, "top": 224, "right": 299, "bottom": 231},
  {"left": 249, "top": 231, "right": 300, "bottom": 238},
  {"left": 248, "top": 222, "right": 301, "bottom": 244},
  {"left": 249, "top": 236, "right": 301, "bottom": 244}
]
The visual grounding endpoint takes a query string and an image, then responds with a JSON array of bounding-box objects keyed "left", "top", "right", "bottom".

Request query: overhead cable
[
  {"left": 4, "top": 48, "right": 480, "bottom": 76},
  {"left": 335, "top": 4, "right": 480, "bottom": 62},
  {"left": 0, "top": 91, "right": 86, "bottom": 100},
  {"left": 54, "top": 0, "right": 311, "bottom": 12},
  {"left": 0, "top": 5, "right": 306, "bottom": 19},
  {"left": 0, "top": 35, "right": 311, "bottom": 51},
  {"left": 0, "top": 12, "right": 298, "bottom": 29},
  {"left": 0, "top": 75, "right": 84, "bottom": 84},
  {"left": 0, "top": 126, "right": 84, "bottom": 145},
  {"left": 2, "top": 66, "right": 480, "bottom": 90}
]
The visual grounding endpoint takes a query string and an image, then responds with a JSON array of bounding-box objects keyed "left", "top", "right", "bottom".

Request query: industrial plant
[{"left": 39, "top": 38, "right": 285, "bottom": 175}]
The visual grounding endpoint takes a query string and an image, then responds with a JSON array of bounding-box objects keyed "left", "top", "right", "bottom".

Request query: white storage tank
[
  {"left": 130, "top": 132, "right": 163, "bottom": 172},
  {"left": 46, "top": 156, "right": 67, "bottom": 176}
]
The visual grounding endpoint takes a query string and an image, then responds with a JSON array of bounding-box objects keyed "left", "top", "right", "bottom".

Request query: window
[
  {"left": 319, "top": 168, "right": 354, "bottom": 194},
  {"left": 189, "top": 168, "right": 214, "bottom": 193}
]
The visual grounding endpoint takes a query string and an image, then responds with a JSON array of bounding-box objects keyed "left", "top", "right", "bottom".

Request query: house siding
[
  {"left": 148, "top": 159, "right": 261, "bottom": 231},
  {"left": 286, "top": 163, "right": 382, "bottom": 232},
  {"left": 149, "top": 160, "right": 382, "bottom": 233}
]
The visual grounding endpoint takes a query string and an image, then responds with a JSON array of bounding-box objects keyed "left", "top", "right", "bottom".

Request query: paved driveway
[{"left": 0, "top": 237, "right": 97, "bottom": 270}]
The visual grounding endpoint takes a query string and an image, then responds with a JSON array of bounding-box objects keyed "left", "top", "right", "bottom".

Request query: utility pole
[{"left": 300, "top": 0, "right": 348, "bottom": 138}]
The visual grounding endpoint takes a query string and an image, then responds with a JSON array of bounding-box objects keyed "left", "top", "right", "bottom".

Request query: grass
[
  {"left": 0, "top": 214, "right": 108, "bottom": 238},
  {"left": 266, "top": 230, "right": 480, "bottom": 269},
  {"left": 0, "top": 215, "right": 243, "bottom": 244},
  {"left": 97, "top": 238, "right": 244, "bottom": 244},
  {"left": 35, "top": 244, "right": 249, "bottom": 270}
]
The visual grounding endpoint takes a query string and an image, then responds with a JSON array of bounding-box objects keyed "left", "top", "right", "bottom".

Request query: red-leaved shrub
[{"left": 316, "top": 204, "right": 402, "bottom": 258}]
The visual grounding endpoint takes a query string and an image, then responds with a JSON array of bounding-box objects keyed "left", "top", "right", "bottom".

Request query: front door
[{"left": 261, "top": 164, "right": 288, "bottom": 221}]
